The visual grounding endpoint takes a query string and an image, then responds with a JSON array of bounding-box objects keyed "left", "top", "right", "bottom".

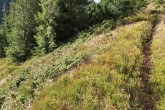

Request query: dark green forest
[{"left": 0, "top": 0, "right": 145, "bottom": 61}]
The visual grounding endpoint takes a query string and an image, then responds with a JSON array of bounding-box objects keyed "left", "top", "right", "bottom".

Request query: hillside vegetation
[
  {"left": 0, "top": 0, "right": 165, "bottom": 110},
  {"left": 149, "top": 15, "right": 165, "bottom": 109},
  {"left": 0, "top": 0, "right": 144, "bottom": 60},
  {"left": 32, "top": 21, "right": 153, "bottom": 109}
]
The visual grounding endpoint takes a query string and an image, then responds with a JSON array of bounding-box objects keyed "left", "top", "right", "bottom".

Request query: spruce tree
[
  {"left": 0, "top": 25, "right": 7, "bottom": 58},
  {"left": 34, "top": 0, "right": 89, "bottom": 55},
  {"left": 5, "top": 0, "right": 40, "bottom": 61},
  {"left": 85, "top": 0, "right": 102, "bottom": 24},
  {"left": 0, "top": 3, "right": 8, "bottom": 58}
]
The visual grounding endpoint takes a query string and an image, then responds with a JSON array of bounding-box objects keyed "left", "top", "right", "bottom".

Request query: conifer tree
[
  {"left": 100, "top": 0, "right": 144, "bottom": 19},
  {"left": 0, "top": 25, "right": 7, "bottom": 57},
  {"left": 85, "top": 0, "right": 102, "bottom": 24},
  {"left": 0, "top": 3, "right": 8, "bottom": 58},
  {"left": 5, "top": 0, "right": 40, "bottom": 61},
  {"left": 34, "top": 0, "right": 89, "bottom": 55}
]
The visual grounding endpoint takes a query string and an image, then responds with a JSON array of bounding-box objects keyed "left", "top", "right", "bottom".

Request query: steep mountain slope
[
  {"left": 0, "top": 20, "right": 116, "bottom": 109},
  {"left": 31, "top": 20, "right": 153, "bottom": 110},
  {"left": 0, "top": 3, "right": 164, "bottom": 110}
]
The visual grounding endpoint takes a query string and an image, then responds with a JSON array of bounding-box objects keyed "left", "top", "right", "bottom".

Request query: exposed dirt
[
  {"left": 140, "top": 37, "right": 155, "bottom": 110},
  {"left": 153, "top": 15, "right": 165, "bottom": 36},
  {"left": 0, "top": 74, "right": 12, "bottom": 87}
]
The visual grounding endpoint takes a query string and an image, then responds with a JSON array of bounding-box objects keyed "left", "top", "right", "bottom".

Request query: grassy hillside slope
[
  {"left": 0, "top": 19, "right": 117, "bottom": 109},
  {"left": 31, "top": 21, "right": 153, "bottom": 110},
  {"left": 0, "top": 3, "right": 164, "bottom": 110}
]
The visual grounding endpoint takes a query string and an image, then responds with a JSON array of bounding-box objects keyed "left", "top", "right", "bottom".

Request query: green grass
[
  {"left": 31, "top": 21, "right": 153, "bottom": 110},
  {"left": 118, "top": 13, "right": 149, "bottom": 25},
  {"left": 149, "top": 17, "right": 165, "bottom": 109},
  {"left": 0, "top": 19, "right": 117, "bottom": 109},
  {"left": 0, "top": 58, "right": 18, "bottom": 82}
]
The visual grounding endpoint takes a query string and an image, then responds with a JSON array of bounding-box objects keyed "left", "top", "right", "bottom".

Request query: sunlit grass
[
  {"left": 0, "top": 7, "right": 159, "bottom": 109},
  {"left": 0, "top": 58, "right": 18, "bottom": 81},
  {"left": 31, "top": 21, "right": 153, "bottom": 110},
  {"left": 149, "top": 18, "right": 165, "bottom": 109}
]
